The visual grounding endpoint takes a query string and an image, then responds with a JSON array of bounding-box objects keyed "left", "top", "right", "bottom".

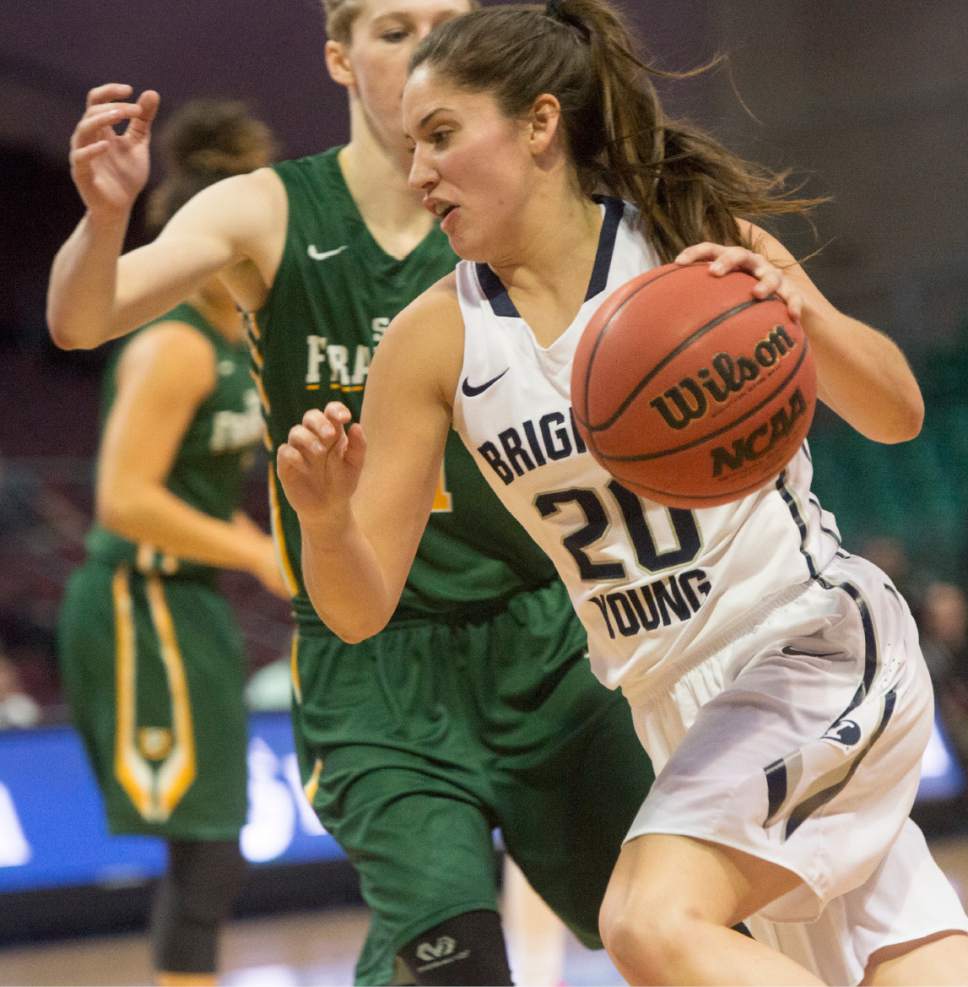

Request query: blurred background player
[
  {"left": 46, "top": 1, "right": 656, "bottom": 983},
  {"left": 56, "top": 98, "right": 286, "bottom": 985}
]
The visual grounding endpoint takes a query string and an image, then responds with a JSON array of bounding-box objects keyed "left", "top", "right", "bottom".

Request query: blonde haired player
[{"left": 48, "top": 1, "right": 655, "bottom": 982}]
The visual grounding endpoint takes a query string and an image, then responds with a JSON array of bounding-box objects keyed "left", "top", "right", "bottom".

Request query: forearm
[
  {"left": 803, "top": 302, "right": 924, "bottom": 443},
  {"left": 47, "top": 211, "right": 131, "bottom": 350},
  {"left": 299, "top": 514, "right": 398, "bottom": 643},
  {"left": 98, "top": 483, "right": 264, "bottom": 574}
]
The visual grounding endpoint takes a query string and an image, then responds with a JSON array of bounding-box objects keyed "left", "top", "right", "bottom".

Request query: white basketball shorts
[{"left": 623, "top": 551, "right": 968, "bottom": 982}]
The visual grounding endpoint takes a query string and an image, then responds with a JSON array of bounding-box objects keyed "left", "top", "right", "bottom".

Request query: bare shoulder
[
  {"left": 118, "top": 320, "right": 217, "bottom": 400},
  {"left": 370, "top": 273, "right": 464, "bottom": 406},
  {"left": 385, "top": 273, "right": 461, "bottom": 346}
]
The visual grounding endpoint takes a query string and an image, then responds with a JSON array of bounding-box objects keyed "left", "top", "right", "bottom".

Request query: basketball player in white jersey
[{"left": 277, "top": 1, "right": 968, "bottom": 984}]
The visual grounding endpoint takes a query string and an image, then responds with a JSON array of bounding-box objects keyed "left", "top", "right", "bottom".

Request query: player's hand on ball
[
  {"left": 70, "top": 83, "right": 160, "bottom": 219},
  {"left": 676, "top": 242, "right": 804, "bottom": 321},
  {"left": 276, "top": 404, "right": 367, "bottom": 527}
]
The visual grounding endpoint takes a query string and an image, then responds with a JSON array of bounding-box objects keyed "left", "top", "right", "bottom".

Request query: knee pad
[
  {"left": 151, "top": 839, "right": 247, "bottom": 974},
  {"left": 398, "top": 909, "right": 513, "bottom": 985}
]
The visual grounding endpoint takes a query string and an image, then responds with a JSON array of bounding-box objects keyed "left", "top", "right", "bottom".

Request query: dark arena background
[{"left": 1, "top": 1, "right": 967, "bottom": 983}]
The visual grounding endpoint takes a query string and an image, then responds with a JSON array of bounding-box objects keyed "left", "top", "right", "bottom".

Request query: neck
[
  {"left": 339, "top": 103, "right": 436, "bottom": 258},
  {"left": 492, "top": 186, "right": 603, "bottom": 295},
  {"left": 486, "top": 184, "right": 605, "bottom": 347}
]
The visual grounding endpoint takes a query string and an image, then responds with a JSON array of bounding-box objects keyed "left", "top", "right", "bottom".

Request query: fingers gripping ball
[{"left": 571, "top": 262, "right": 817, "bottom": 508}]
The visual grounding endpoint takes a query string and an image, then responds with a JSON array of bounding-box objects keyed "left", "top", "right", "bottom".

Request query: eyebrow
[
  {"left": 418, "top": 107, "right": 454, "bottom": 129},
  {"left": 371, "top": 9, "right": 413, "bottom": 25}
]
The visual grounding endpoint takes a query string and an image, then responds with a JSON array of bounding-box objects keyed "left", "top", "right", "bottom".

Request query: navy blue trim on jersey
[
  {"left": 775, "top": 469, "right": 819, "bottom": 579},
  {"left": 475, "top": 197, "right": 625, "bottom": 318},
  {"left": 586, "top": 196, "right": 625, "bottom": 300},
  {"left": 808, "top": 493, "right": 842, "bottom": 545},
  {"left": 476, "top": 263, "right": 518, "bottom": 317},
  {"left": 825, "top": 578, "right": 879, "bottom": 700}
]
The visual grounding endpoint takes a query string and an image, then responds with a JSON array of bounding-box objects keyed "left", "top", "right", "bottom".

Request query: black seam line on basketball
[
  {"left": 606, "top": 466, "right": 780, "bottom": 504},
  {"left": 582, "top": 296, "right": 766, "bottom": 433},
  {"left": 577, "top": 264, "right": 685, "bottom": 427},
  {"left": 594, "top": 335, "right": 810, "bottom": 464}
]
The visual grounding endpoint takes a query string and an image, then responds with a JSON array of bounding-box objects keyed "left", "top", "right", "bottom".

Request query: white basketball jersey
[{"left": 452, "top": 199, "right": 842, "bottom": 700}]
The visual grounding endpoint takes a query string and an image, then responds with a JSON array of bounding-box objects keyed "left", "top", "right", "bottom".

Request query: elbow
[
  {"left": 95, "top": 496, "right": 126, "bottom": 535},
  {"left": 899, "top": 397, "right": 925, "bottom": 443},
  {"left": 310, "top": 603, "right": 391, "bottom": 645},
  {"left": 47, "top": 311, "right": 99, "bottom": 352},
  {"left": 47, "top": 318, "right": 85, "bottom": 351},
  {"left": 334, "top": 628, "right": 376, "bottom": 645},
  {"left": 328, "top": 617, "right": 389, "bottom": 645},
  {"left": 884, "top": 388, "right": 925, "bottom": 444},
  {"left": 96, "top": 486, "right": 140, "bottom": 539}
]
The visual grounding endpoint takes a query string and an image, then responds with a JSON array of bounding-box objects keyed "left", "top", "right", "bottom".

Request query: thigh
[
  {"left": 496, "top": 662, "right": 655, "bottom": 948},
  {"left": 58, "top": 565, "right": 247, "bottom": 839},
  {"left": 160, "top": 577, "right": 248, "bottom": 838},
  {"left": 293, "top": 628, "right": 500, "bottom": 984},
  {"left": 314, "top": 756, "right": 500, "bottom": 986}
]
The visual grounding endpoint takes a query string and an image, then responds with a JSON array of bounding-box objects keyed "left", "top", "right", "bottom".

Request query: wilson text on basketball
[{"left": 650, "top": 324, "right": 797, "bottom": 430}]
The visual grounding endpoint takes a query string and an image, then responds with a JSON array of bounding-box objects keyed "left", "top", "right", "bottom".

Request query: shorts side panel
[
  {"left": 626, "top": 554, "right": 935, "bottom": 923},
  {"left": 58, "top": 563, "right": 247, "bottom": 840}
]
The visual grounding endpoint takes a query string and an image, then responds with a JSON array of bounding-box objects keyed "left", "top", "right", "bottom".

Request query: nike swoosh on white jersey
[{"left": 307, "top": 244, "right": 349, "bottom": 261}]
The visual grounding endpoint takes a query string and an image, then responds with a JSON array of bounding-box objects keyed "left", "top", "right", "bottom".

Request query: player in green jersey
[
  {"left": 57, "top": 100, "right": 285, "bottom": 985},
  {"left": 47, "top": 2, "right": 656, "bottom": 982}
]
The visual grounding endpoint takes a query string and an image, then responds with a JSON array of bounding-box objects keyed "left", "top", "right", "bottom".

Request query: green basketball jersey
[
  {"left": 252, "top": 149, "right": 558, "bottom": 626},
  {"left": 86, "top": 303, "right": 263, "bottom": 577}
]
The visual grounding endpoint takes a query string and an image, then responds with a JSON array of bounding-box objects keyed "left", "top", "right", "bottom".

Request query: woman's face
[
  {"left": 404, "top": 65, "right": 535, "bottom": 261},
  {"left": 336, "top": 0, "right": 471, "bottom": 152}
]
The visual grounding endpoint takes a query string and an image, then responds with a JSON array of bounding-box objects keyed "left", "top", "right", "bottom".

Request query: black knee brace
[
  {"left": 150, "top": 838, "right": 248, "bottom": 974},
  {"left": 398, "top": 909, "right": 513, "bottom": 985}
]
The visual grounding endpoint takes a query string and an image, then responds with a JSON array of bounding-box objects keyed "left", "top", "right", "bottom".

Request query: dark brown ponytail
[{"left": 411, "top": 0, "right": 821, "bottom": 262}]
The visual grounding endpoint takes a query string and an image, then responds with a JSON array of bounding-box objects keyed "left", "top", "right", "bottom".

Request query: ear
[
  {"left": 325, "top": 39, "right": 355, "bottom": 89},
  {"left": 528, "top": 93, "right": 562, "bottom": 156}
]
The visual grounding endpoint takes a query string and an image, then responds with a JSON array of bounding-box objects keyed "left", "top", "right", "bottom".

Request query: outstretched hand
[
  {"left": 676, "top": 242, "right": 804, "bottom": 321},
  {"left": 70, "top": 83, "right": 160, "bottom": 218},
  {"left": 276, "top": 404, "right": 367, "bottom": 528}
]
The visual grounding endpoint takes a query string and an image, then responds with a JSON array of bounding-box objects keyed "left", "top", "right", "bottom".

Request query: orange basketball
[{"left": 571, "top": 262, "right": 817, "bottom": 508}]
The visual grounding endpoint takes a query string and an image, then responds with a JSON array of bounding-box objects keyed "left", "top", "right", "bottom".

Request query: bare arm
[
  {"left": 47, "top": 85, "right": 282, "bottom": 349},
  {"left": 678, "top": 227, "right": 924, "bottom": 444},
  {"left": 98, "top": 322, "right": 287, "bottom": 596},
  {"left": 276, "top": 281, "right": 463, "bottom": 641}
]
